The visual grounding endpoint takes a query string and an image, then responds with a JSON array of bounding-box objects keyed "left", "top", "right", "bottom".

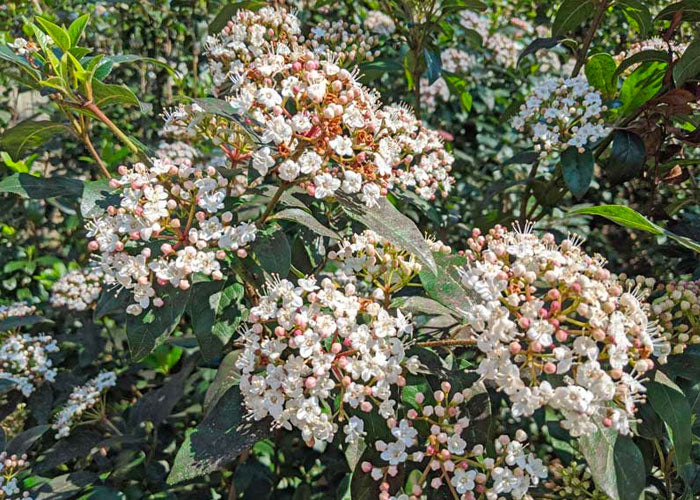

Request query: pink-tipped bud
[
  {"left": 360, "top": 401, "right": 372, "bottom": 412},
  {"left": 88, "top": 241, "right": 99, "bottom": 251},
  {"left": 543, "top": 362, "right": 556, "bottom": 374},
  {"left": 237, "top": 248, "right": 248, "bottom": 258}
]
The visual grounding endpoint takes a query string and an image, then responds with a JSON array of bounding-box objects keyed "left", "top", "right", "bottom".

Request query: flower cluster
[
  {"left": 192, "top": 8, "right": 456, "bottom": 206},
  {"left": 364, "top": 381, "right": 547, "bottom": 499},
  {"left": 512, "top": 77, "right": 609, "bottom": 159},
  {"left": 364, "top": 11, "right": 396, "bottom": 36},
  {"left": 650, "top": 279, "right": 700, "bottom": 356},
  {"left": 613, "top": 38, "right": 688, "bottom": 73},
  {"left": 459, "top": 11, "right": 522, "bottom": 69},
  {"left": 51, "top": 371, "right": 117, "bottom": 439},
  {"left": 458, "top": 224, "right": 667, "bottom": 436},
  {"left": 0, "top": 303, "right": 36, "bottom": 322},
  {"left": 302, "top": 19, "right": 381, "bottom": 64},
  {"left": 50, "top": 267, "right": 103, "bottom": 311},
  {"left": 87, "top": 155, "right": 257, "bottom": 315},
  {"left": 0, "top": 333, "right": 58, "bottom": 397},
  {"left": 328, "top": 229, "right": 450, "bottom": 301},
  {"left": 204, "top": 6, "right": 302, "bottom": 87},
  {"left": 0, "top": 452, "right": 32, "bottom": 500},
  {"left": 237, "top": 276, "right": 419, "bottom": 445}
]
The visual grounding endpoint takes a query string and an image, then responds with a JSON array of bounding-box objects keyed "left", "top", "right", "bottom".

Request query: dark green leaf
[
  {"left": 423, "top": 49, "right": 442, "bottom": 85},
  {"left": 656, "top": 0, "right": 700, "bottom": 22},
  {"left": 578, "top": 423, "right": 646, "bottom": 500},
  {"left": 615, "top": 0, "right": 652, "bottom": 36},
  {"left": 203, "top": 351, "right": 241, "bottom": 413},
  {"left": 0, "top": 315, "right": 52, "bottom": 331},
  {"left": 126, "top": 288, "right": 189, "bottom": 360},
  {"left": 648, "top": 372, "right": 692, "bottom": 470},
  {"left": 336, "top": 193, "right": 437, "bottom": 274},
  {"left": 128, "top": 361, "right": 194, "bottom": 428},
  {"left": 167, "top": 386, "right": 272, "bottom": 483},
  {"left": 187, "top": 281, "right": 242, "bottom": 360},
  {"left": 443, "top": 71, "right": 472, "bottom": 111},
  {"left": 607, "top": 130, "right": 646, "bottom": 184},
  {"left": 552, "top": 0, "right": 595, "bottom": 36},
  {"left": 0, "top": 120, "right": 71, "bottom": 161},
  {"left": 271, "top": 208, "right": 340, "bottom": 240},
  {"left": 80, "top": 179, "right": 119, "bottom": 218},
  {"left": 5, "top": 425, "right": 49, "bottom": 455},
  {"left": 0, "top": 173, "right": 82, "bottom": 199},
  {"left": 518, "top": 37, "right": 564, "bottom": 66},
  {"left": 34, "top": 471, "right": 98, "bottom": 500},
  {"left": 561, "top": 147, "right": 594, "bottom": 199},
  {"left": 253, "top": 229, "right": 291, "bottom": 276},
  {"left": 91, "top": 80, "right": 141, "bottom": 110},
  {"left": 674, "top": 39, "right": 700, "bottom": 87}
]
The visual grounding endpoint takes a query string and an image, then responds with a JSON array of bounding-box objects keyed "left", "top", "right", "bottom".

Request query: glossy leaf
[
  {"left": 0, "top": 120, "right": 71, "bottom": 161},
  {"left": 585, "top": 53, "right": 617, "bottom": 98},
  {"left": 552, "top": 0, "right": 594, "bottom": 37},
  {"left": 0, "top": 173, "right": 83, "bottom": 199},
  {"left": 674, "top": 39, "right": 700, "bottom": 87},
  {"left": 561, "top": 147, "right": 594, "bottom": 199},
  {"left": 615, "top": 0, "right": 652, "bottom": 36},
  {"left": 607, "top": 130, "right": 646, "bottom": 184},
  {"left": 517, "top": 36, "right": 564, "bottom": 66},
  {"left": 648, "top": 372, "right": 692, "bottom": 471}
]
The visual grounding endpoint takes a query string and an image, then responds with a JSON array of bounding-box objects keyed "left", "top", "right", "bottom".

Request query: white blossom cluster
[
  {"left": 302, "top": 19, "right": 382, "bottom": 64},
  {"left": 511, "top": 76, "right": 609, "bottom": 159},
  {"left": 364, "top": 11, "right": 396, "bottom": 36},
  {"left": 0, "top": 333, "right": 58, "bottom": 397},
  {"left": 50, "top": 267, "right": 103, "bottom": 311},
  {"left": 364, "top": 381, "right": 547, "bottom": 499},
  {"left": 87, "top": 155, "right": 257, "bottom": 315},
  {"left": 8, "top": 38, "right": 39, "bottom": 56},
  {"left": 237, "top": 276, "right": 420, "bottom": 445},
  {"left": 651, "top": 278, "right": 700, "bottom": 356},
  {"left": 0, "top": 303, "right": 36, "bottom": 322},
  {"left": 0, "top": 452, "right": 32, "bottom": 500},
  {"left": 328, "top": 230, "right": 450, "bottom": 301},
  {"left": 458, "top": 224, "right": 669, "bottom": 437},
  {"left": 204, "top": 7, "right": 302, "bottom": 86},
  {"left": 191, "top": 7, "right": 456, "bottom": 206},
  {"left": 51, "top": 371, "right": 117, "bottom": 439}
]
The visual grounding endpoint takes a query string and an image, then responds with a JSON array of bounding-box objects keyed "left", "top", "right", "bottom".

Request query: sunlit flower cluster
[
  {"left": 237, "top": 276, "right": 419, "bottom": 445},
  {"left": 50, "top": 267, "right": 103, "bottom": 311},
  {"left": 51, "top": 371, "right": 117, "bottom": 439},
  {"left": 512, "top": 76, "right": 609, "bottom": 159},
  {"left": 364, "top": 381, "right": 547, "bottom": 499},
  {"left": 204, "top": 6, "right": 302, "bottom": 86},
  {"left": 0, "top": 333, "right": 58, "bottom": 397},
  {"left": 364, "top": 10, "right": 396, "bottom": 36},
  {"left": 0, "top": 451, "right": 32, "bottom": 500},
  {"left": 302, "top": 19, "right": 381, "bottom": 64},
  {"left": 458, "top": 224, "right": 668, "bottom": 437},
  {"left": 0, "top": 303, "right": 36, "bottom": 322},
  {"left": 328, "top": 230, "right": 450, "bottom": 301},
  {"left": 650, "top": 278, "right": 700, "bottom": 356},
  {"left": 87, "top": 156, "right": 257, "bottom": 315}
]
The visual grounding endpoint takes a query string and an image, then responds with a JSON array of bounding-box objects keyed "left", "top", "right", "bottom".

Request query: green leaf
[
  {"left": 253, "top": 229, "right": 291, "bottom": 276},
  {"left": 358, "top": 59, "right": 404, "bottom": 82},
  {"left": 203, "top": 351, "right": 241, "bottom": 413},
  {"left": 35, "top": 16, "right": 71, "bottom": 52},
  {"left": 91, "top": 80, "right": 141, "bottom": 110},
  {"left": 613, "top": 49, "right": 668, "bottom": 78},
  {"left": 552, "top": 0, "right": 595, "bottom": 36},
  {"left": 443, "top": 71, "right": 472, "bottom": 112},
  {"left": 0, "top": 120, "right": 71, "bottom": 161},
  {"left": 209, "top": 1, "right": 268, "bottom": 34},
  {"left": 80, "top": 180, "right": 119, "bottom": 218},
  {"left": 561, "top": 147, "right": 594, "bottom": 199},
  {"left": 187, "top": 281, "right": 242, "bottom": 361},
  {"left": 167, "top": 386, "right": 272, "bottom": 484},
  {"left": 92, "top": 54, "right": 179, "bottom": 81},
  {"left": 128, "top": 362, "right": 194, "bottom": 428},
  {"left": 619, "top": 61, "right": 666, "bottom": 116},
  {"left": 570, "top": 205, "right": 663, "bottom": 234},
  {"left": 517, "top": 36, "right": 564, "bottom": 66},
  {"left": 615, "top": 0, "right": 652, "bottom": 36},
  {"left": 336, "top": 193, "right": 437, "bottom": 274},
  {"left": 585, "top": 53, "right": 617, "bottom": 98},
  {"left": 647, "top": 372, "right": 692, "bottom": 471},
  {"left": 271, "top": 208, "right": 340, "bottom": 240},
  {"left": 67, "top": 14, "right": 90, "bottom": 47},
  {"left": 390, "top": 296, "right": 455, "bottom": 317},
  {"left": 674, "top": 39, "right": 700, "bottom": 87},
  {"left": 126, "top": 288, "right": 189, "bottom": 360},
  {"left": 0, "top": 173, "right": 83, "bottom": 199},
  {"left": 0, "top": 44, "right": 41, "bottom": 78},
  {"left": 656, "top": 0, "right": 700, "bottom": 23},
  {"left": 578, "top": 423, "right": 646, "bottom": 500},
  {"left": 419, "top": 252, "right": 478, "bottom": 314},
  {"left": 423, "top": 49, "right": 442, "bottom": 85},
  {"left": 607, "top": 130, "right": 646, "bottom": 184},
  {"left": 0, "top": 315, "right": 52, "bottom": 331},
  {"left": 570, "top": 204, "right": 700, "bottom": 252}
]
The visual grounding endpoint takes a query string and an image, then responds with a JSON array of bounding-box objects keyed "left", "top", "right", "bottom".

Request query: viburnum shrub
[{"left": 0, "top": 1, "right": 698, "bottom": 499}]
